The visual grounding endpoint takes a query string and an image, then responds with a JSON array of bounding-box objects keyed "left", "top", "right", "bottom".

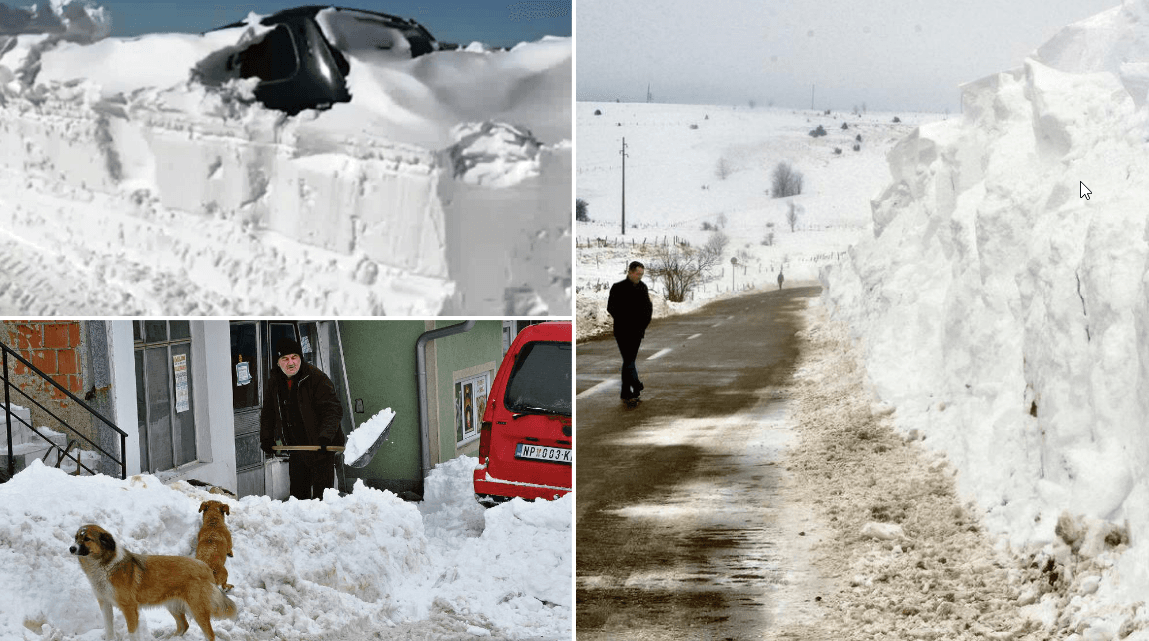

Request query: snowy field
[
  {"left": 0, "top": 4, "right": 570, "bottom": 315},
  {"left": 574, "top": 100, "right": 939, "bottom": 338},
  {"left": 0, "top": 457, "right": 571, "bottom": 640},
  {"left": 819, "top": 0, "right": 1149, "bottom": 636}
]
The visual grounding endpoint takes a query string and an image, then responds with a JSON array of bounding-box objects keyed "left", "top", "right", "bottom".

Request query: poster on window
[
  {"left": 236, "top": 360, "right": 251, "bottom": 386},
  {"left": 454, "top": 372, "right": 491, "bottom": 445},
  {"left": 463, "top": 382, "right": 474, "bottom": 437},
  {"left": 173, "top": 354, "right": 190, "bottom": 413}
]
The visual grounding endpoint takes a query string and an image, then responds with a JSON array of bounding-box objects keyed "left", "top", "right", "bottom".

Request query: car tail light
[{"left": 478, "top": 421, "right": 492, "bottom": 462}]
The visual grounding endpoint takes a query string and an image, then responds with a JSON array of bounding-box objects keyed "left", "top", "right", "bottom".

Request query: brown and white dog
[
  {"left": 195, "top": 500, "right": 234, "bottom": 591},
  {"left": 69, "top": 524, "right": 238, "bottom": 641}
]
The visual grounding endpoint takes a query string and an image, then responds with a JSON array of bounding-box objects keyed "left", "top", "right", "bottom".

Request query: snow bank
[
  {"left": 0, "top": 456, "right": 570, "bottom": 639},
  {"left": 821, "top": 0, "right": 1149, "bottom": 633},
  {"left": 0, "top": 0, "right": 109, "bottom": 43},
  {"left": 0, "top": 8, "right": 570, "bottom": 315}
]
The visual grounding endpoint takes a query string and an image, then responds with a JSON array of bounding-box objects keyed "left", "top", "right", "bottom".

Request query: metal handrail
[{"left": 2, "top": 340, "right": 127, "bottom": 480}]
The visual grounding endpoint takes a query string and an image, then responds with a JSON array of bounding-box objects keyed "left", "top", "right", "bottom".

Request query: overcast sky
[
  {"left": 7, "top": 1, "right": 569, "bottom": 47},
  {"left": 577, "top": 0, "right": 1118, "bottom": 112}
]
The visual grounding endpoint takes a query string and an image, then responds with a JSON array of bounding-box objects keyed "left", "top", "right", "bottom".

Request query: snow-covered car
[
  {"left": 474, "top": 322, "right": 572, "bottom": 506},
  {"left": 214, "top": 6, "right": 452, "bottom": 115}
]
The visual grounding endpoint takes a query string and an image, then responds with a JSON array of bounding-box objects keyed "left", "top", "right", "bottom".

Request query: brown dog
[
  {"left": 70, "top": 524, "right": 237, "bottom": 641},
  {"left": 196, "top": 500, "right": 234, "bottom": 591}
]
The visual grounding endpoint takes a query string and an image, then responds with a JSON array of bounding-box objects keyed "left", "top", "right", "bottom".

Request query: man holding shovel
[{"left": 260, "top": 338, "right": 345, "bottom": 500}]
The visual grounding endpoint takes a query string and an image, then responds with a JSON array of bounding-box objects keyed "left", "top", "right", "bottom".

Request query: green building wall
[
  {"left": 337, "top": 320, "right": 504, "bottom": 498},
  {"left": 431, "top": 320, "right": 504, "bottom": 463},
  {"left": 338, "top": 320, "right": 425, "bottom": 496}
]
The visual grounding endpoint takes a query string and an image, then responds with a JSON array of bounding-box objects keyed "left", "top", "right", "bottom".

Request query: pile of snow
[
  {"left": 344, "top": 406, "right": 396, "bottom": 464},
  {"left": 0, "top": 456, "right": 570, "bottom": 639},
  {"left": 575, "top": 101, "right": 936, "bottom": 338},
  {"left": 0, "top": 0, "right": 110, "bottom": 43},
  {"left": 821, "top": 0, "right": 1149, "bottom": 633},
  {"left": 0, "top": 5, "right": 570, "bottom": 315}
]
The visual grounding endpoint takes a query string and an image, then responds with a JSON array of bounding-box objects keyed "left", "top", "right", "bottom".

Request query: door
[
  {"left": 134, "top": 320, "right": 197, "bottom": 473},
  {"left": 230, "top": 322, "right": 265, "bottom": 497}
]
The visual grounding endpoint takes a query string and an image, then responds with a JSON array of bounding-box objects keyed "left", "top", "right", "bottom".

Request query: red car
[{"left": 474, "top": 322, "right": 571, "bottom": 505}]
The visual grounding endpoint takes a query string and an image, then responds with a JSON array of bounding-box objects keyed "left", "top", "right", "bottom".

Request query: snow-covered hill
[
  {"left": 575, "top": 101, "right": 938, "bottom": 338},
  {"left": 822, "top": 0, "right": 1149, "bottom": 634}
]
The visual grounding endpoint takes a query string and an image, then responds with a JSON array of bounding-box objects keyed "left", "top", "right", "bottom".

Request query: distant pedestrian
[
  {"left": 777, "top": 270, "right": 784, "bottom": 290},
  {"left": 607, "top": 261, "right": 653, "bottom": 404}
]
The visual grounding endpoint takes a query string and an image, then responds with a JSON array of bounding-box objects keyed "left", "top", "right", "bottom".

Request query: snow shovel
[{"left": 272, "top": 409, "right": 396, "bottom": 468}]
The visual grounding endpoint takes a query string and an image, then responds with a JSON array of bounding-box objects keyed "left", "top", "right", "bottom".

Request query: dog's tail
[{"left": 212, "top": 586, "right": 238, "bottom": 620}]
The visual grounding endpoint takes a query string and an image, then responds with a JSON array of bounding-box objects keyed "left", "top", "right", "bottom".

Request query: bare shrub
[
  {"left": 576, "top": 198, "right": 589, "bottom": 222},
  {"left": 772, "top": 162, "right": 803, "bottom": 198},
  {"left": 647, "top": 232, "right": 726, "bottom": 302},
  {"left": 786, "top": 201, "right": 803, "bottom": 231},
  {"left": 715, "top": 156, "right": 731, "bottom": 180}
]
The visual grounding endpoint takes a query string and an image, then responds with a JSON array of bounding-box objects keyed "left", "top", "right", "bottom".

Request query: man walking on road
[{"left": 607, "top": 261, "right": 653, "bottom": 405}]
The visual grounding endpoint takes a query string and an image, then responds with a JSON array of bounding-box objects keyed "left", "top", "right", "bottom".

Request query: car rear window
[
  {"left": 504, "top": 341, "right": 571, "bottom": 416},
  {"left": 237, "top": 24, "right": 299, "bottom": 82}
]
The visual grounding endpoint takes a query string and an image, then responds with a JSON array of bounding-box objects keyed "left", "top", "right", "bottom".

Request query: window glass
[
  {"left": 169, "top": 321, "right": 191, "bottom": 341},
  {"left": 143, "top": 347, "right": 174, "bottom": 471},
  {"left": 504, "top": 342, "right": 572, "bottom": 416},
  {"left": 230, "top": 324, "right": 260, "bottom": 411},
  {"left": 144, "top": 321, "right": 167, "bottom": 344},
  {"left": 238, "top": 24, "right": 299, "bottom": 82}
]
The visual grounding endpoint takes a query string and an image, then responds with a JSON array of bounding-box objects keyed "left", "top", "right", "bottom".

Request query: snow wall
[
  {"left": 0, "top": 19, "right": 571, "bottom": 315},
  {"left": 821, "top": 0, "right": 1149, "bottom": 609}
]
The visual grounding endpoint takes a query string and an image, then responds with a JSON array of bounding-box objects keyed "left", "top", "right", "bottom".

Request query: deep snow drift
[
  {"left": 0, "top": 6, "right": 571, "bottom": 315},
  {"left": 821, "top": 0, "right": 1149, "bottom": 634},
  {"left": 0, "top": 456, "right": 571, "bottom": 640}
]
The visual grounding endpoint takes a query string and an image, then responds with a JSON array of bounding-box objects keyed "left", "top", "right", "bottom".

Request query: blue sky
[{"left": 89, "top": 1, "right": 569, "bottom": 47}]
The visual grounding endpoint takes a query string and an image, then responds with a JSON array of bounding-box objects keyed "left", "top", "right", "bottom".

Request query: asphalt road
[{"left": 576, "top": 285, "right": 820, "bottom": 640}]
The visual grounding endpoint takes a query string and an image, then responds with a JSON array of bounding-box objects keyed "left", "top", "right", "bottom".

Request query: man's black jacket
[
  {"left": 260, "top": 361, "right": 345, "bottom": 453},
  {"left": 607, "top": 277, "right": 653, "bottom": 337}
]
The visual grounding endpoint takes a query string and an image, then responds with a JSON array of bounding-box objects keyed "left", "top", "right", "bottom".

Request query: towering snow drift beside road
[{"left": 822, "top": 0, "right": 1149, "bottom": 627}]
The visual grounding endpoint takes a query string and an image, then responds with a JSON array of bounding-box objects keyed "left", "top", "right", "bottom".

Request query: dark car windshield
[{"left": 504, "top": 341, "right": 571, "bottom": 416}]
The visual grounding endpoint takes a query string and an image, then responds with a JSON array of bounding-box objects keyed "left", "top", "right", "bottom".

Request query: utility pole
[
  {"left": 620, "top": 137, "right": 628, "bottom": 235},
  {"left": 811, "top": 84, "right": 815, "bottom": 110}
]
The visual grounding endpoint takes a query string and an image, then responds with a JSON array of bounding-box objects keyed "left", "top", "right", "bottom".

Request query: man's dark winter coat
[
  {"left": 607, "top": 278, "right": 653, "bottom": 337},
  {"left": 260, "top": 361, "right": 345, "bottom": 452}
]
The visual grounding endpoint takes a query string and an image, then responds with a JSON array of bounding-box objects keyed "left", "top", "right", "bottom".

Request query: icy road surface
[{"left": 575, "top": 285, "right": 819, "bottom": 638}]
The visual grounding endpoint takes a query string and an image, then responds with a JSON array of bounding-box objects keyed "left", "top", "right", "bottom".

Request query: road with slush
[{"left": 576, "top": 285, "right": 820, "bottom": 640}]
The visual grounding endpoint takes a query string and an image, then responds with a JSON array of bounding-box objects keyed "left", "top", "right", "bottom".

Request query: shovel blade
[{"left": 345, "top": 412, "right": 395, "bottom": 468}]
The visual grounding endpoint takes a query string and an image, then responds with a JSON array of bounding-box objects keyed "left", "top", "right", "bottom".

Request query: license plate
[{"left": 515, "top": 443, "right": 572, "bottom": 464}]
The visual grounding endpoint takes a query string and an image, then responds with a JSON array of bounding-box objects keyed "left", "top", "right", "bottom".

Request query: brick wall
[
  {"left": 0, "top": 321, "right": 94, "bottom": 445},
  {"left": 11, "top": 322, "right": 85, "bottom": 398}
]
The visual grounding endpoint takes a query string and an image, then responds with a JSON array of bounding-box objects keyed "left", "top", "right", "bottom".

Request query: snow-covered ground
[
  {"left": 575, "top": 101, "right": 939, "bottom": 338},
  {"left": 819, "top": 0, "right": 1149, "bottom": 636},
  {"left": 0, "top": 456, "right": 571, "bottom": 640},
  {"left": 0, "top": 4, "right": 570, "bottom": 315}
]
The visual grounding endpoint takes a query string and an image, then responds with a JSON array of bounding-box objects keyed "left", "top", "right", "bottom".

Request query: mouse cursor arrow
[{"left": 1080, "top": 181, "right": 1091, "bottom": 200}]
